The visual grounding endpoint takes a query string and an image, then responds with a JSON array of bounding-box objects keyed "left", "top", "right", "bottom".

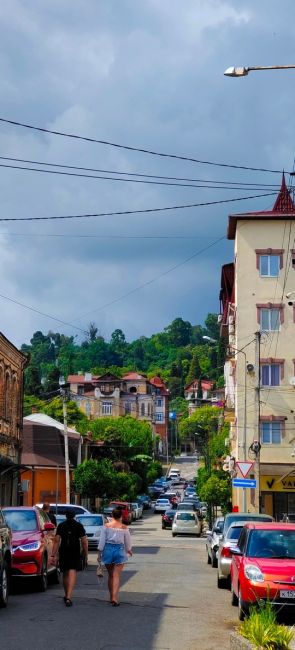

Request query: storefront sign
[{"left": 261, "top": 475, "right": 295, "bottom": 491}]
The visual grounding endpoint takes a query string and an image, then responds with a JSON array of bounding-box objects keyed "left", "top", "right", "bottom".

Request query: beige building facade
[{"left": 221, "top": 176, "right": 295, "bottom": 519}]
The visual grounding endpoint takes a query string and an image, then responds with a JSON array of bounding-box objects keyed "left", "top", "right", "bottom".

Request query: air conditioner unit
[{"left": 290, "top": 377, "right": 295, "bottom": 387}]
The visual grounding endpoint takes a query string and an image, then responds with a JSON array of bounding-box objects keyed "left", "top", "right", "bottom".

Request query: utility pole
[
  {"left": 59, "top": 376, "right": 70, "bottom": 504},
  {"left": 254, "top": 331, "right": 261, "bottom": 512}
]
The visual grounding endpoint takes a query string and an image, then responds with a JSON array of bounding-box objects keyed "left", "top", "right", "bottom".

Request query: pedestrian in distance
[
  {"left": 42, "top": 502, "right": 57, "bottom": 527},
  {"left": 51, "top": 508, "right": 88, "bottom": 607},
  {"left": 97, "top": 506, "right": 132, "bottom": 606}
]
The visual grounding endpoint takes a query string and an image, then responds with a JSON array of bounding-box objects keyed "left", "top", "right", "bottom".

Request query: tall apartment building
[
  {"left": 68, "top": 371, "right": 169, "bottom": 452},
  {"left": 220, "top": 176, "right": 295, "bottom": 519}
]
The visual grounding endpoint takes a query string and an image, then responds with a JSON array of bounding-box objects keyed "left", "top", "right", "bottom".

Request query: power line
[
  {"left": 0, "top": 117, "right": 288, "bottom": 174},
  {"left": 0, "top": 161, "right": 282, "bottom": 191},
  {"left": 0, "top": 192, "right": 278, "bottom": 222},
  {"left": 0, "top": 155, "right": 282, "bottom": 187},
  {"left": 0, "top": 232, "right": 223, "bottom": 240},
  {"left": 0, "top": 292, "right": 87, "bottom": 334},
  {"left": 73, "top": 235, "right": 226, "bottom": 321}
]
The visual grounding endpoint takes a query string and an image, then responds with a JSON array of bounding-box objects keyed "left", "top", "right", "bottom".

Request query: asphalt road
[{"left": 1, "top": 459, "right": 237, "bottom": 650}]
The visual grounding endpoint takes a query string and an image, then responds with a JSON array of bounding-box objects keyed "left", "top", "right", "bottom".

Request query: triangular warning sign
[{"left": 236, "top": 462, "right": 254, "bottom": 478}]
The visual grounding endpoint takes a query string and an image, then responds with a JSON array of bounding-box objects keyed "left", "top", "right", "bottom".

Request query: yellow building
[{"left": 221, "top": 176, "right": 295, "bottom": 519}]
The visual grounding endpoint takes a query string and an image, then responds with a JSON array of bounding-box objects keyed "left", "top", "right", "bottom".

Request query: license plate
[{"left": 280, "top": 590, "right": 295, "bottom": 599}]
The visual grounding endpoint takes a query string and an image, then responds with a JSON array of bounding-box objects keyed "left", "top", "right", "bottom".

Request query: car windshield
[
  {"left": 227, "top": 526, "right": 244, "bottom": 540},
  {"left": 176, "top": 513, "right": 195, "bottom": 521},
  {"left": 158, "top": 499, "right": 169, "bottom": 503},
  {"left": 4, "top": 510, "right": 38, "bottom": 531},
  {"left": 248, "top": 529, "right": 295, "bottom": 558},
  {"left": 165, "top": 510, "right": 176, "bottom": 516},
  {"left": 76, "top": 516, "right": 103, "bottom": 526}
]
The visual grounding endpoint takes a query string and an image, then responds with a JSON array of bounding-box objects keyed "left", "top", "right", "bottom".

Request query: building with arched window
[{"left": 0, "top": 332, "right": 27, "bottom": 505}]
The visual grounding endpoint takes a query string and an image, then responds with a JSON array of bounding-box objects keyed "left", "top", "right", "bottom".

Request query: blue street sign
[
  {"left": 169, "top": 411, "right": 177, "bottom": 420},
  {"left": 232, "top": 478, "right": 256, "bottom": 489}
]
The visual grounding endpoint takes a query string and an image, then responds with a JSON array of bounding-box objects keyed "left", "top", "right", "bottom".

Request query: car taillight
[
  {"left": 221, "top": 547, "right": 232, "bottom": 558},
  {"left": 163, "top": 516, "right": 169, "bottom": 521}
]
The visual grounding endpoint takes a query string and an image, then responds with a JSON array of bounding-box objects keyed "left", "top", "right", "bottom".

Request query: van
[{"left": 35, "top": 503, "right": 90, "bottom": 517}]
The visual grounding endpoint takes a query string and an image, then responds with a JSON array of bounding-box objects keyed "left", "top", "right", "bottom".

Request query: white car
[
  {"left": 76, "top": 514, "right": 107, "bottom": 550},
  {"left": 131, "top": 503, "right": 143, "bottom": 520},
  {"left": 172, "top": 511, "right": 202, "bottom": 537},
  {"left": 154, "top": 498, "right": 171, "bottom": 513},
  {"left": 35, "top": 503, "right": 91, "bottom": 516}
]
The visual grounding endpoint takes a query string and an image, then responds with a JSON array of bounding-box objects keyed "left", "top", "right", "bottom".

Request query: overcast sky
[{"left": 0, "top": 0, "right": 295, "bottom": 347}]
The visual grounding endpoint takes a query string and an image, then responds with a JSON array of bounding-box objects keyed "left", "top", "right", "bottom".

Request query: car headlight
[
  {"left": 244, "top": 564, "right": 264, "bottom": 583},
  {"left": 17, "top": 541, "right": 41, "bottom": 552}
]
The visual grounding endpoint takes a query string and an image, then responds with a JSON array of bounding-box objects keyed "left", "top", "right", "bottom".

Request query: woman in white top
[{"left": 97, "top": 507, "right": 132, "bottom": 606}]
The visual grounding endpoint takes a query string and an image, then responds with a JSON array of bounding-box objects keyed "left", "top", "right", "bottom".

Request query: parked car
[
  {"left": 154, "top": 499, "right": 171, "bottom": 513},
  {"left": 231, "top": 522, "right": 295, "bottom": 620},
  {"left": 109, "top": 501, "right": 133, "bottom": 525},
  {"left": 131, "top": 503, "right": 143, "bottom": 520},
  {"left": 161, "top": 509, "right": 177, "bottom": 529},
  {"left": 217, "top": 521, "right": 248, "bottom": 589},
  {"left": 217, "top": 513, "right": 274, "bottom": 589},
  {"left": 168, "top": 469, "right": 180, "bottom": 478},
  {"left": 76, "top": 514, "right": 107, "bottom": 550},
  {"left": 177, "top": 502, "right": 198, "bottom": 513},
  {"left": 0, "top": 508, "right": 12, "bottom": 607},
  {"left": 206, "top": 516, "right": 224, "bottom": 567},
  {"left": 35, "top": 503, "right": 90, "bottom": 517},
  {"left": 172, "top": 511, "right": 202, "bottom": 537},
  {"left": 137, "top": 495, "right": 151, "bottom": 510},
  {"left": 3, "top": 506, "right": 58, "bottom": 591},
  {"left": 184, "top": 487, "right": 197, "bottom": 498}
]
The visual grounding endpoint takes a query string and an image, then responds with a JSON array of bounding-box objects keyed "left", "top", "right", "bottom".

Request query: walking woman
[{"left": 97, "top": 507, "right": 132, "bottom": 606}]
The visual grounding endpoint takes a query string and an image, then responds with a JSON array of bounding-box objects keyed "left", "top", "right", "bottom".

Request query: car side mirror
[
  {"left": 44, "top": 522, "right": 55, "bottom": 531},
  {"left": 206, "top": 530, "right": 212, "bottom": 535},
  {"left": 231, "top": 547, "right": 242, "bottom": 556},
  {"left": 213, "top": 527, "right": 222, "bottom": 534}
]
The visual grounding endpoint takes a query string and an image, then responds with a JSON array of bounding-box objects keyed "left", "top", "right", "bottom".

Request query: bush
[{"left": 239, "top": 600, "right": 294, "bottom": 649}]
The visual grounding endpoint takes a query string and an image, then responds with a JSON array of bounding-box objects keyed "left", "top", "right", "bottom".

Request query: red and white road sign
[{"left": 236, "top": 461, "right": 254, "bottom": 478}]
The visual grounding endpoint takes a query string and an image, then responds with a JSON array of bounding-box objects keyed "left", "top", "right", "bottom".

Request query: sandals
[
  {"left": 64, "top": 598, "right": 73, "bottom": 607},
  {"left": 112, "top": 601, "right": 120, "bottom": 607}
]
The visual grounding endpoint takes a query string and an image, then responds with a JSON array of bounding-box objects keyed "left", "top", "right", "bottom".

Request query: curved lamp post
[{"left": 224, "top": 65, "right": 295, "bottom": 78}]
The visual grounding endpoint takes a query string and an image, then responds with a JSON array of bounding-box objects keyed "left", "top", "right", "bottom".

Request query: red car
[
  {"left": 109, "top": 502, "right": 132, "bottom": 525},
  {"left": 3, "top": 506, "right": 58, "bottom": 591},
  {"left": 231, "top": 522, "right": 295, "bottom": 620}
]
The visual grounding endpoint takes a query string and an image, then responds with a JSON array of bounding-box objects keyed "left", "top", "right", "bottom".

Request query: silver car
[
  {"left": 154, "top": 498, "right": 171, "bottom": 513},
  {"left": 205, "top": 516, "right": 224, "bottom": 567},
  {"left": 217, "top": 521, "right": 248, "bottom": 588},
  {"left": 76, "top": 514, "right": 107, "bottom": 550},
  {"left": 172, "top": 511, "right": 202, "bottom": 537}
]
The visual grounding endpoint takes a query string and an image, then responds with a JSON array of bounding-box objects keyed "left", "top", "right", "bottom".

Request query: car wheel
[
  {"left": 231, "top": 584, "right": 238, "bottom": 607},
  {"left": 207, "top": 552, "right": 211, "bottom": 565},
  {"left": 0, "top": 561, "right": 9, "bottom": 608},
  {"left": 172, "top": 533, "right": 177, "bottom": 537},
  {"left": 38, "top": 556, "right": 48, "bottom": 592},
  {"left": 238, "top": 587, "right": 249, "bottom": 621},
  {"left": 162, "top": 524, "right": 165, "bottom": 529},
  {"left": 217, "top": 572, "right": 227, "bottom": 589}
]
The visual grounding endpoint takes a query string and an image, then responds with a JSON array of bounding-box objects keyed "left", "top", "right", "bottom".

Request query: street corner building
[
  {"left": 21, "top": 413, "right": 83, "bottom": 505},
  {"left": 220, "top": 174, "right": 295, "bottom": 519},
  {"left": 0, "top": 332, "right": 27, "bottom": 506}
]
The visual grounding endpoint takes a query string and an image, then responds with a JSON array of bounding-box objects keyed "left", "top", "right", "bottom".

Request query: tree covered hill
[{"left": 22, "top": 313, "right": 225, "bottom": 401}]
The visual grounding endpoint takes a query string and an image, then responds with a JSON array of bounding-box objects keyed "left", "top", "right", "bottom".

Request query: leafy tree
[
  {"left": 204, "top": 313, "right": 220, "bottom": 342},
  {"left": 74, "top": 459, "right": 115, "bottom": 498},
  {"left": 164, "top": 318, "right": 192, "bottom": 347},
  {"left": 44, "top": 367, "right": 60, "bottom": 394},
  {"left": 169, "top": 397, "right": 188, "bottom": 419},
  {"left": 43, "top": 397, "right": 87, "bottom": 426},
  {"left": 25, "top": 366, "right": 43, "bottom": 396},
  {"left": 23, "top": 394, "right": 46, "bottom": 416},
  {"left": 199, "top": 475, "right": 231, "bottom": 514},
  {"left": 186, "top": 352, "right": 202, "bottom": 386},
  {"left": 87, "top": 322, "right": 98, "bottom": 342}
]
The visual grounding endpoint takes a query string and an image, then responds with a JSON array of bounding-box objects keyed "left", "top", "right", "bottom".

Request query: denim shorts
[{"left": 101, "top": 543, "right": 128, "bottom": 565}]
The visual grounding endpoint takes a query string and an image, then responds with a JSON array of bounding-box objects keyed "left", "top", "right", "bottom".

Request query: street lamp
[
  {"left": 224, "top": 65, "right": 295, "bottom": 78},
  {"left": 59, "top": 375, "right": 70, "bottom": 504}
]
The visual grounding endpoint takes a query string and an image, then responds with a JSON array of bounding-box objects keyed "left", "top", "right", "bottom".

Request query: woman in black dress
[{"left": 51, "top": 509, "right": 88, "bottom": 607}]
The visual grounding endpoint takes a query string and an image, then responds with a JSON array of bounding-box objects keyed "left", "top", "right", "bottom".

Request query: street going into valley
[{"left": 1, "top": 458, "right": 236, "bottom": 650}]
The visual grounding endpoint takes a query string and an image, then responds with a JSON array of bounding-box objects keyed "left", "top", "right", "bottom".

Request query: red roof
[
  {"left": 185, "top": 379, "right": 214, "bottom": 391},
  {"left": 68, "top": 374, "right": 99, "bottom": 384},
  {"left": 228, "top": 174, "right": 295, "bottom": 239},
  {"left": 149, "top": 376, "right": 169, "bottom": 395},
  {"left": 122, "top": 372, "right": 147, "bottom": 380}
]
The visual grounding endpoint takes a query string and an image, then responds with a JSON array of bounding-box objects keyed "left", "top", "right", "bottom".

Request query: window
[
  {"left": 261, "top": 364, "right": 280, "bottom": 386},
  {"left": 259, "top": 255, "right": 280, "bottom": 277},
  {"left": 261, "top": 421, "right": 282, "bottom": 444},
  {"left": 77, "top": 386, "right": 84, "bottom": 395},
  {"left": 261, "top": 308, "right": 280, "bottom": 331},
  {"left": 156, "top": 413, "right": 163, "bottom": 422},
  {"left": 125, "top": 402, "right": 131, "bottom": 415},
  {"left": 102, "top": 402, "right": 112, "bottom": 415},
  {"left": 156, "top": 398, "right": 163, "bottom": 407},
  {"left": 141, "top": 403, "right": 145, "bottom": 416}
]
